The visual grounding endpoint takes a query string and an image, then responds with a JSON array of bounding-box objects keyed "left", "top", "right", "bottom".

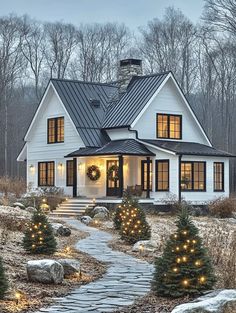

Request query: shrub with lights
[
  {"left": 23, "top": 210, "right": 57, "bottom": 254},
  {"left": 153, "top": 208, "right": 216, "bottom": 297},
  {"left": 117, "top": 193, "right": 151, "bottom": 244},
  {"left": 0, "top": 257, "right": 8, "bottom": 299}
]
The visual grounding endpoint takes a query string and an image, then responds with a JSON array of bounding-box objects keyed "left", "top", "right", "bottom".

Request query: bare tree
[
  {"left": 138, "top": 7, "right": 198, "bottom": 96},
  {"left": 44, "top": 22, "right": 78, "bottom": 79},
  {"left": 21, "top": 16, "right": 46, "bottom": 99},
  {"left": 69, "top": 23, "right": 131, "bottom": 82},
  {"left": 203, "top": 0, "right": 236, "bottom": 35},
  {"left": 0, "top": 15, "right": 25, "bottom": 175}
]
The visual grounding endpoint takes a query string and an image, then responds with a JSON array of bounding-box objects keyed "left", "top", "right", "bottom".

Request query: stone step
[{"left": 59, "top": 204, "right": 94, "bottom": 208}]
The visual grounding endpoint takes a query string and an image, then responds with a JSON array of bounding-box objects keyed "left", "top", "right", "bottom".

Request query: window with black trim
[
  {"left": 67, "top": 160, "right": 74, "bottom": 186},
  {"left": 38, "top": 162, "right": 55, "bottom": 186},
  {"left": 156, "top": 113, "right": 182, "bottom": 139},
  {"left": 214, "top": 162, "right": 224, "bottom": 191},
  {"left": 47, "top": 117, "right": 64, "bottom": 143},
  {"left": 141, "top": 160, "right": 152, "bottom": 191},
  {"left": 181, "top": 161, "right": 206, "bottom": 191},
  {"left": 156, "top": 160, "right": 169, "bottom": 191}
]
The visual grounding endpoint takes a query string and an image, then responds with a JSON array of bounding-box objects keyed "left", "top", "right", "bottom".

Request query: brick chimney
[{"left": 118, "top": 59, "right": 142, "bottom": 93}]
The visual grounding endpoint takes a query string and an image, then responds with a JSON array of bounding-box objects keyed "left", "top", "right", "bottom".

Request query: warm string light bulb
[
  {"left": 199, "top": 276, "right": 206, "bottom": 283},
  {"left": 182, "top": 279, "right": 189, "bottom": 286}
]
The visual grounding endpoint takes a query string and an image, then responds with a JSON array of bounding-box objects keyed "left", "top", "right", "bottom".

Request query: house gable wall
[
  {"left": 132, "top": 78, "right": 209, "bottom": 145},
  {"left": 27, "top": 87, "right": 84, "bottom": 192}
]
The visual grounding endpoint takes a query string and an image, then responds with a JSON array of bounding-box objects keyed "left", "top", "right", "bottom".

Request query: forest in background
[{"left": 1, "top": 0, "right": 236, "bottom": 192}]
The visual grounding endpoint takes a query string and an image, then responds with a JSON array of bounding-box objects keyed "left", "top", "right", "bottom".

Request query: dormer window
[
  {"left": 47, "top": 117, "right": 64, "bottom": 144},
  {"left": 156, "top": 113, "right": 182, "bottom": 139}
]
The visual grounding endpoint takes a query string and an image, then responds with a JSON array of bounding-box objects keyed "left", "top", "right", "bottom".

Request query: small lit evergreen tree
[
  {"left": 119, "top": 194, "right": 151, "bottom": 244},
  {"left": 0, "top": 257, "right": 8, "bottom": 299},
  {"left": 23, "top": 211, "right": 57, "bottom": 254},
  {"left": 113, "top": 191, "right": 139, "bottom": 230},
  {"left": 153, "top": 209, "right": 216, "bottom": 297}
]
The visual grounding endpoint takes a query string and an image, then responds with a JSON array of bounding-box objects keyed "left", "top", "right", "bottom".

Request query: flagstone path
[{"left": 37, "top": 220, "right": 154, "bottom": 313}]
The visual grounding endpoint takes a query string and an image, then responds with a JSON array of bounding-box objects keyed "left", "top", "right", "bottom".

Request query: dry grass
[{"left": 208, "top": 197, "right": 236, "bottom": 218}]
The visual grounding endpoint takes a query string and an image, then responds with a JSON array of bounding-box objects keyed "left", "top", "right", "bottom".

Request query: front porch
[{"left": 65, "top": 139, "right": 155, "bottom": 200}]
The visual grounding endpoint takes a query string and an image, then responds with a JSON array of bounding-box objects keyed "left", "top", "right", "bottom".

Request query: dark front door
[{"left": 107, "top": 160, "right": 119, "bottom": 196}]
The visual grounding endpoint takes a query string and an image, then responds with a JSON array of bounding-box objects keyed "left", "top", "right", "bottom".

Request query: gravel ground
[{"left": 0, "top": 208, "right": 107, "bottom": 313}]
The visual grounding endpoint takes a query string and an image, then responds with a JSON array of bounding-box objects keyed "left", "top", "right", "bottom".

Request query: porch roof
[
  {"left": 65, "top": 139, "right": 155, "bottom": 157},
  {"left": 141, "top": 139, "right": 235, "bottom": 157}
]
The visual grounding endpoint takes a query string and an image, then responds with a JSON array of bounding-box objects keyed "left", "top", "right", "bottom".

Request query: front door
[{"left": 106, "top": 160, "right": 119, "bottom": 196}]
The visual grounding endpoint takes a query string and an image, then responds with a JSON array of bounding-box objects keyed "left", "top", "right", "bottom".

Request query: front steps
[{"left": 49, "top": 198, "right": 95, "bottom": 218}]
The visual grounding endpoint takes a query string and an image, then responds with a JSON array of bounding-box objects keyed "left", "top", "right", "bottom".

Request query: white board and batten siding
[{"left": 26, "top": 86, "right": 84, "bottom": 195}]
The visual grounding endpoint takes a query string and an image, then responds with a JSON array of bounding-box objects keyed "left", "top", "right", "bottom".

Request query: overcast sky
[{"left": 0, "top": 0, "right": 205, "bottom": 28}]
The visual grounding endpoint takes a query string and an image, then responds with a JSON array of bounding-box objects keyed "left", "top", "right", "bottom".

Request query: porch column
[
  {"left": 146, "top": 156, "right": 151, "bottom": 198},
  {"left": 118, "top": 155, "right": 124, "bottom": 198},
  {"left": 178, "top": 154, "right": 182, "bottom": 203},
  {"left": 73, "top": 157, "right": 77, "bottom": 198}
]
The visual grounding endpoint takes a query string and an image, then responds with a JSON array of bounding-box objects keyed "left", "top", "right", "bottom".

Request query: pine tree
[
  {"left": 113, "top": 191, "right": 139, "bottom": 230},
  {"left": 23, "top": 211, "right": 57, "bottom": 254},
  {"left": 120, "top": 197, "right": 151, "bottom": 244},
  {"left": 0, "top": 257, "right": 8, "bottom": 299},
  {"left": 153, "top": 208, "right": 216, "bottom": 297}
]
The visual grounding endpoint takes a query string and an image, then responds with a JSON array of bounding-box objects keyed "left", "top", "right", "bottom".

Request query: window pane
[
  {"left": 67, "top": 160, "right": 74, "bottom": 186},
  {"left": 48, "top": 117, "right": 64, "bottom": 143},
  {"left": 38, "top": 162, "right": 54, "bottom": 186},
  {"left": 181, "top": 163, "right": 192, "bottom": 190},
  {"left": 141, "top": 160, "right": 152, "bottom": 191},
  {"left": 214, "top": 162, "right": 224, "bottom": 191},
  {"left": 156, "top": 160, "right": 169, "bottom": 191},
  {"left": 57, "top": 117, "right": 64, "bottom": 142},
  {"left": 48, "top": 119, "right": 55, "bottom": 143},
  {"left": 157, "top": 115, "right": 168, "bottom": 138},
  {"left": 169, "top": 115, "right": 181, "bottom": 139}
]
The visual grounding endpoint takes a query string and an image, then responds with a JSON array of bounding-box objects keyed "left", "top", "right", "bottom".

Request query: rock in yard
[
  {"left": 171, "top": 289, "right": 236, "bottom": 313},
  {"left": 25, "top": 206, "right": 37, "bottom": 213},
  {"left": 93, "top": 206, "right": 109, "bottom": 216},
  {"left": 57, "top": 259, "right": 80, "bottom": 276},
  {"left": 132, "top": 240, "right": 157, "bottom": 253},
  {"left": 80, "top": 215, "right": 92, "bottom": 225},
  {"left": 13, "top": 202, "right": 25, "bottom": 209},
  {"left": 93, "top": 212, "right": 108, "bottom": 221},
  {"left": 51, "top": 223, "right": 71, "bottom": 236},
  {"left": 27, "top": 259, "right": 64, "bottom": 284}
]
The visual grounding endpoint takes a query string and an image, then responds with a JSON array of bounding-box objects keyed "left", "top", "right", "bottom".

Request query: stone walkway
[{"left": 37, "top": 220, "right": 154, "bottom": 313}]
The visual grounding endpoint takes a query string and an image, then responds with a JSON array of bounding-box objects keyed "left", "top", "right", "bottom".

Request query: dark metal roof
[
  {"left": 141, "top": 139, "right": 235, "bottom": 157},
  {"left": 102, "top": 72, "right": 170, "bottom": 129},
  {"left": 65, "top": 139, "right": 155, "bottom": 157},
  {"left": 51, "top": 79, "right": 118, "bottom": 147}
]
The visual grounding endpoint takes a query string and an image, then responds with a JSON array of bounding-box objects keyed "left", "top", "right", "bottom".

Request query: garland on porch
[
  {"left": 87, "top": 165, "right": 101, "bottom": 181},
  {"left": 107, "top": 164, "right": 119, "bottom": 182}
]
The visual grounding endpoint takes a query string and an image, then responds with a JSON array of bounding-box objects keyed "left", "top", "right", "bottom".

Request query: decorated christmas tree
[
  {"left": 153, "top": 208, "right": 216, "bottom": 297},
  {"left": 113, "top": 191, "right": 139, "bottom": 230},
  {"left": 23, "top": 211, "right": 57, "bottom": 254},
  {"left": 0, "top": 257, "right": 8, "bottom": 299},
  {"left": 119, "top": 193, "right": 151, "bottom": 244}
]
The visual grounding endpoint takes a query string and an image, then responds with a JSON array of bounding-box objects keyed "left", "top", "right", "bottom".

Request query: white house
[{"left": 17, "top": 59, "right": 234, "bottom": 205}]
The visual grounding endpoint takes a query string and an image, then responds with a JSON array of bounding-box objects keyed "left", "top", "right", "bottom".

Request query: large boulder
[
  {"left": 93, "top": 206, "right": 109, "bottom": 217},
  {"left": 132, "top": 240, "right": 157, "bottom": 254},
  {"left": 57, "top": 259, "right": 80, "bottom": 276},
  {"left": 51, "top": 223, "right": 71, "bottom": 236},
  {"left": 93, "top": 212, "right": 108, "bottom": 221},
  {"left": 80, "top": 216, "right": 92, "bottom": 225},
  {"left": 171, "top": 289, "right": 236, "bottom": 313},
  {"left": 25, "top": 206, "right": 37, "bottom": 213},
  {"left": 27, "top": 259, "right": 64, "bottom": 284},
  {"left": 13, "top": 202, "right": 25, "bottom": 210}
]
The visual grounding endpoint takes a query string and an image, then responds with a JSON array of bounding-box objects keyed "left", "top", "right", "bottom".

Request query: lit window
[
  {"left": 141, "top": 160, "right": 152, "bottom": 191},
  {"left": 48, "top": 117, "right": 64, "bottom": 143},
  {"left": 157, "top": 114, "right": 182, "bottom": 139},
  {"left": 214, "top": 162, "right": 224, "bottom": 191},
  {"left": 181, "top": 162, "right": 206, "bottom": 191},
  {"left": 156, "top": 160, "right": 169, "bottom": 191},
  {"left": 38, "top": 162, "right": 55, "bottom": 186},
  {"left": 67, "top": 160, "right": 74, "bottom": 186}
]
